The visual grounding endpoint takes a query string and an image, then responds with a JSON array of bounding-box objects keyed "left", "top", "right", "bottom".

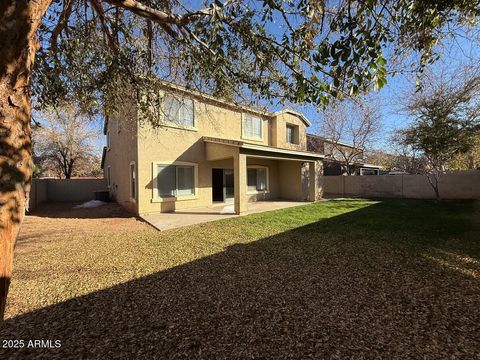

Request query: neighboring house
[
  {"left": 102, "top": 82, "right": 324, "bottom": 215},
  {"left": 307, "top": 134, "right": 380, "bottom": 176}
]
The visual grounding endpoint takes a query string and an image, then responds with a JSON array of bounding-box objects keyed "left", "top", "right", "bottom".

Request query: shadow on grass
[
  {"left": 28, "top": 202, "right": 136, "bottom": 219},
  {"left": 2, "top": 199, "right": 479, "bottom": 358}
]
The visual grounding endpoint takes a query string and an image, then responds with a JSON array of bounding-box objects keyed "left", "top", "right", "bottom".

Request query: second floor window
[
  {"left": 164, "top": 95, "right": 194, "bottom": 128},
  {"left": 286, "top": 124, "right": 298, "bottom": 144},
  {"left": 243, "top": 114, "right": 262, "bottom": 139}
]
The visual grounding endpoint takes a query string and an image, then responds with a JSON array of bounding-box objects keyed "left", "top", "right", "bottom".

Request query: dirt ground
[
  {"left": 1, "top": 199, "right": 478, "bottom": 359},
  {"left": 18, "top": 202, "right": 148, "bottom": 246}
]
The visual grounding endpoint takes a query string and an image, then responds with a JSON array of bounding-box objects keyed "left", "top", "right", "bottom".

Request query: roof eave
[{"left": 273, "top": 109, "right": 311, "bottom": 127}]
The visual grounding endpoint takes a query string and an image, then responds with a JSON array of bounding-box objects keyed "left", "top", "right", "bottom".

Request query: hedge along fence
[
  {"left": 323, "top": 171, "right": 480, "bottom": 199},
  {"left": 29, "top": 178, "right": 108, "bottom": 211}
]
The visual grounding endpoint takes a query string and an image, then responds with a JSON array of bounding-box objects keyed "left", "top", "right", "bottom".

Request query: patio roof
[{"left": 203, "top": 136, "right": 324, "bottom": 161}]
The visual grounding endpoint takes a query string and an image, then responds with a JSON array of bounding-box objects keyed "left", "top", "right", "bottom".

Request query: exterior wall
[
  {"left": 307, "top": 135, "right": 367, "bottom": 176},
  {"left": 324, "top": 142, "right": 364, "bottom": 162},
  {"left": 302, "top": 160, "right": 324, "bottom": 200},
  {"left": 323, "top": 171, "right": 480, "bottom": 199},
  {"left": 323, "top": 160, "right": 344, "bottom": 176},
  {"left": 316, "top": 161, "right": 325, "bottom": 200},
  {"left": 28, "top": 178, "right": 107, "bottom": 211},
  {"left": 136, "top": 89, "right": 312, "bottom": 214},
  {"left": 246, "top": 158, "right": 280, "bottom": 202},
  {"left": 323, "top": 160, "right": 379, "bottom": 176},
  {"left": 103, "top": 96, "right": 139, "bottom": 213},
  {"left": 273, "top": 113, "right": 307, "bottom": 151},
  {"left": 278, "top": 161, "right": 304, "bottom": 200},
  {"left": 306, "top": 135, "right": 324, "bottom": 154}
]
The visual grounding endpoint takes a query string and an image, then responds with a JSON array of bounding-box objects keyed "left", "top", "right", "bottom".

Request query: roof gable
[{"left": 273, "top": 109, "right": 311, "bottom": 127}]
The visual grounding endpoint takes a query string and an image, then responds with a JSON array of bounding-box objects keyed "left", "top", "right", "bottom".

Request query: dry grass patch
[{"left": 1, "top": 199, "right": 479, "bottom": 358}]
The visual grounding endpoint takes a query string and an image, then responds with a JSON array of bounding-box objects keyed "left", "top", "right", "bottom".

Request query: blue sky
[
  {"left": 295, "top": 32, "right": 480, "bottom": 151},
  {"left": 91, "top": 10, "right": 480, "bottom": 156}
]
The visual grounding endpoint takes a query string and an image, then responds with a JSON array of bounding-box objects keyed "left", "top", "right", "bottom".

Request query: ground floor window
[
  {"left": 157, "top": 164, "right": 195, "bottom": 197},
  {"left": 247, "top": 166, "right": 268, "bottom": 193}
]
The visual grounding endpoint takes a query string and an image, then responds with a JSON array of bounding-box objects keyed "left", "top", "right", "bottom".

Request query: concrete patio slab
[{"left": 140, "top": 201, "right": 308, "bottom": 231}]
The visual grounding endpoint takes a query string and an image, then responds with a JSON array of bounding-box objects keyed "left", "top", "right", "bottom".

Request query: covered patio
[
  {"left": 203, "top": 136, "right": 324, "bottom": 214},
  {"left": 141, "top": 200, "right": 308, "bottom": 230}
]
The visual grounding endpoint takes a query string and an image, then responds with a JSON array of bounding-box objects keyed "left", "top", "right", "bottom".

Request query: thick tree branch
[
  {"left": 100, "top": 0, "right": 175, "bottom": 37},
  {"left": 101, "top": 0, "right": 184, "bottom": 23},
  {"left": 50, "top": 0, "right": 74, "bottom": 57},
  {"left": 100, "top": 0, "right": 216, "bottom": 38},
  {"left": 90, "top": 0, "right": 117, "bottom": 51}
]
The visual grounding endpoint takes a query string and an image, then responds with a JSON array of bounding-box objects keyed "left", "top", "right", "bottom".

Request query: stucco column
[
  {"left": 309, "top": 161, "right": 318, "bottom": 201},
  {"left": 316, "top": 160, "right": 324, "bottom": 199},
  {"left": 234, "top": 152, "right": 247, "bottom": 214}
]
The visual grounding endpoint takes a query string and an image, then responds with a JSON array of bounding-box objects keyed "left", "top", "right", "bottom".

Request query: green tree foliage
[
  {"left": 35, "top": 0, "right": 480, "bottom": 116},
  {"left": 449, "top": 133, "right": 480, "bottom": 170},
  {"left": 397, "top": 70, "right": 480, "bottom": 198}
]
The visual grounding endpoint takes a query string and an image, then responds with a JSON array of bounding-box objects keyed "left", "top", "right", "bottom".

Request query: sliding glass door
[{"left": 224, "top": 170, "right": 234, "bottom": 201}]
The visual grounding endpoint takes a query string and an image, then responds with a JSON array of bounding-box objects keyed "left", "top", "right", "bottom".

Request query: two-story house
[
  {"left": 102, "top": 82, "right": 324, "bottom": 215},
  {"left": 307, "top": 134, "right": 380, "bottom": 176}
]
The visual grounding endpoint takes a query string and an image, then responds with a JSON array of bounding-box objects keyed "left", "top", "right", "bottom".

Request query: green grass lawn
[{"left": 1, "top": 199, "right": 479, "bottom": 358}]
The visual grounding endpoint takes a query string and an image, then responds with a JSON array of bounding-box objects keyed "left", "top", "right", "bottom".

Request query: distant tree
[
  {"left": 321, "top": 97, "right": 382, "bottom": 175},
  {"left": 33, "top": 107, "right": 99, "bottom": 179},
  {"left": 449, "top": 133, "right": 480, "bottom": 170},
  {"left": 397, "top": 71, "right": 480, "bottom": 199},
  {"left": 388, "top": 130, "right": 427, "bottom": 174},
  {"left": 363, "top": 150, "right": 390, "bottom": 170}
]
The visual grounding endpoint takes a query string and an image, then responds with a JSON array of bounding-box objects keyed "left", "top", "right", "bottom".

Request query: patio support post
[
  {"left": 234, "top": 153, "right": 247, "bottom": 214},
  {"left": 309, "top": 161, "right": 318, "bottom": 201}
]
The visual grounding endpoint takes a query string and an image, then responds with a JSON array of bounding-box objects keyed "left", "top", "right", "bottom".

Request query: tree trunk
[
  {"left": 433, "top": 185, "right": 440, "bottom": 200},
  {"left": 425, "top": 173, "right": 441, "bottom": 201},
  {"left": 345, "top": 162, "right": 353, "bottom": 176},
  {"left": 66, "top": 159, "right": 75, "bottom": 179},
  {"left": 0, "top": 0, "right": 51, "bottom": 320}
]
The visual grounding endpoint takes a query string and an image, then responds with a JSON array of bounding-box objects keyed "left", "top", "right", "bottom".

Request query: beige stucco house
[{"left": 102, "top": 82, "right": 324, "bottom": 215}]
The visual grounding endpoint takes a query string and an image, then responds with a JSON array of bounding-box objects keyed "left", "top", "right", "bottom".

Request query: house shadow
[
  {"left": 28, "top": 202, "right": 136, "bottom": 219},
  {"left": 2, "top": 200, "right": 479, "bottom": 358}
]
